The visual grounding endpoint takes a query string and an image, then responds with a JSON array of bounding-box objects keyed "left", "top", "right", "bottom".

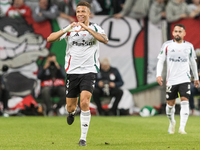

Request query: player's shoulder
[
  {"left": 89, "top": 22, "right": 103, "bottom": 29},
  {"left": 184, "top": 41, "right": 193, "bottom": 47},
  {"left": 163, "top": 40, "right": 173, "bottom": 45},
  {"left": 162, "top": 40, "right": 173, "bottom": 48},
  {"left": 89, "top": 22, "right": 100, "bottom": 27}
]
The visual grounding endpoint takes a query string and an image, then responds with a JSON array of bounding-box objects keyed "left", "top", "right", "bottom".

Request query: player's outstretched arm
[{"left": 76, "top": 22, "right": 108, "bottom": 44}]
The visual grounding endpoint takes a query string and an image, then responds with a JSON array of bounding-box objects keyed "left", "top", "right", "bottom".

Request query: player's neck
[
  {"left": 174, "top": 39, "right": 183, "bottom": 44},
  {"left": 83, "top": 20, "right": 89, "bottom": 26},
  {"left": 84, "top": 20, "right": 90, "bottom": 26}
]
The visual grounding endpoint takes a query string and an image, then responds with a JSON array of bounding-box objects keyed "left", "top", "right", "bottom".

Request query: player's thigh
[
  {"left": 66, "top": 74, "right": 80, "bottom": 98},
  {"left": 178, "top": 82, "right": 190, "bottom": 100},
  {"left": 80, "top": 73, "right": 96, "bottom": 94},
  {"left": 166, "top": 85, "right": 178, "bottom": 100}
]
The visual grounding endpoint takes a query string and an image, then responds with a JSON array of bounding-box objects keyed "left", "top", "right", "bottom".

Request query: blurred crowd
[
  {"left": 1, "top": 0, "right": 200, "bottom": 117},
  {"left": 1, "top": 0, "right": 200, "bottom": 24}
]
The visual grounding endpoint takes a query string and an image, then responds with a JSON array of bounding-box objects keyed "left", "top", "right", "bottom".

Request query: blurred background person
[
  {"left": 37, "top": 53, "right": 66, "bottom": 116},
  {"left": 0, "top": 65, "right": 9, "bottom": 117},
  {"left": 149, "top": 0, "right": 167, "bottom": 24},
  {"left": 113, "top": 0, "right": 152, "bottom": 20},
  {"left": 6, "top": 0, "right": 34, "bottom": 25},
  {"left": 0, "top": 0, "right": 11, "bottom": 17},
  {"left": 92, "top": 58, "right": 124, "bottom": 116},
  {"left": 95, "top": 0, "right": 123, "bottom": 15},
  {"left": 188, "top": 0, "right": 200, "bottom": 18},
  {"left": 166, "top": 0, "right": 193, "bottom": 23},
  {"left": 61, "top": 0, "right": 102, "bottom": 18},
  {"left": 189, "top": 71, "right": 200, "bottom": 115},
  {"left": 32, "top": 0, "right": 75, "bottom": 23},
  {"left": 189, "top": 50, "right": 200, "bottom": 115}
]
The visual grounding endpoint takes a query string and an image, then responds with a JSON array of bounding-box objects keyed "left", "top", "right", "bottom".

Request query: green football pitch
[{"left": 0, "top": 115, "right": 200, "bottom": 150}]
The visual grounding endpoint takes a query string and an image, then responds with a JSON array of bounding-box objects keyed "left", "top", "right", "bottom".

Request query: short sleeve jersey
[
  {"left": 60, "top": 22, "right": 105, "bottom": 74},
  {"left": 157, "top": 40, "right": 197, "bottom": 86}
]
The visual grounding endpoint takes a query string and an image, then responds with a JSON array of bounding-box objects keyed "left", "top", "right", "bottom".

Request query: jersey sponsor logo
[
  {"left": 169, "top": 57, "right": 187, "bottom": 62},
  {"left": 72, "top": 40, "right": 95, "bottom": 46}
]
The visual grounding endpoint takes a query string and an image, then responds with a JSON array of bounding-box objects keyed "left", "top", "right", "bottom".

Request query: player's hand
[
  {"left": 194, "top": 80, "right": 199, "bottom": 88},
  {"left": 157, "top": 76, "right": 163, "bottom": 86},
  {"left": 75, "top": 22, "right": 89, "bottom": 32},
  {"left": 70, "top": 22, "right": 79, "bottom": 27}
]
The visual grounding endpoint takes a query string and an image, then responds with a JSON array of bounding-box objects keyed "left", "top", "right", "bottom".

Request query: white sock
[
  {"left": 166, "top": 104, "right": 175, "bottom": 123},
  {"left": 180, "top": 101, "right": 189, "bottom": 131},
  {"left": 80, "top": 110, "right": 91, "bottom": 141}
]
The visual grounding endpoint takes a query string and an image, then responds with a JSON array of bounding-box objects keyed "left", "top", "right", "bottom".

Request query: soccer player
[
  {"left": 47, "top": 1, "right": 108, "bottom": 146},
  {"left": 156, "top": 24, "right": 199, "bottom": 134}
]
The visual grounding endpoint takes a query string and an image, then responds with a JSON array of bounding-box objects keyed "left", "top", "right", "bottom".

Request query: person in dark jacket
[
  {"left": 37, "top": 53, "right": 66, "bottom": 116},
  {"left": 93, "top": 57, "right": 124, "bottom": 116}
]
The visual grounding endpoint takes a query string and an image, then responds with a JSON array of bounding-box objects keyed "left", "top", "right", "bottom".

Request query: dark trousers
[
  {"left": 0, "top": 88, "right": 9, "bottom": 110},
  {"left": 41, "top": 86, "right": 66, "bottom": 113},
  {"left": 93, "top": 87, "right": 123, "bottom": 115},
  {"left": 189, "top": 83, "right": 200, "bottom": 110}
]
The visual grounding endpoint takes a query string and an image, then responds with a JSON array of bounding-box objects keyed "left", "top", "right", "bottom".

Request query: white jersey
[
  {"left": 157, "top": 40, "right": 197, "bottom": 86},
  {"left": 60, "top": 22, "right": 105, "bottom": 74}
]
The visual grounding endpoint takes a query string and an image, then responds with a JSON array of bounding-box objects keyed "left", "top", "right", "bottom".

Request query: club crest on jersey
[{"left": 72, "top": 40, "right": 95, "bottom": 46}]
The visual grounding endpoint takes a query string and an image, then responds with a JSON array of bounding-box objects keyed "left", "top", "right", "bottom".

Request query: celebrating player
[{"left": 47, "top": 1, "right": 108, "bottom": 146}]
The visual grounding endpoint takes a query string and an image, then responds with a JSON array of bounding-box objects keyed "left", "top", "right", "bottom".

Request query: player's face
[
  {"left": 76, "top": 6, "right": 91, "bottom": 23},
  {"left": 172, "top": 26, "right": 186, "bottom": 42}
]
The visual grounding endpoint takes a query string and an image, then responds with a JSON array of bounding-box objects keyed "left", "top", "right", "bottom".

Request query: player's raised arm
[
  {"left": 47, "top": 30, "right": 65, "bottom": 43},
  {"left": 87, "top": 28, "right": 108, "bottom": 44},
  {"left": 47, "top": 23, "right": 77, "bottom": 43},
  {"left": 76, "top": 22, "right": 108, "bottom": 44}
]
